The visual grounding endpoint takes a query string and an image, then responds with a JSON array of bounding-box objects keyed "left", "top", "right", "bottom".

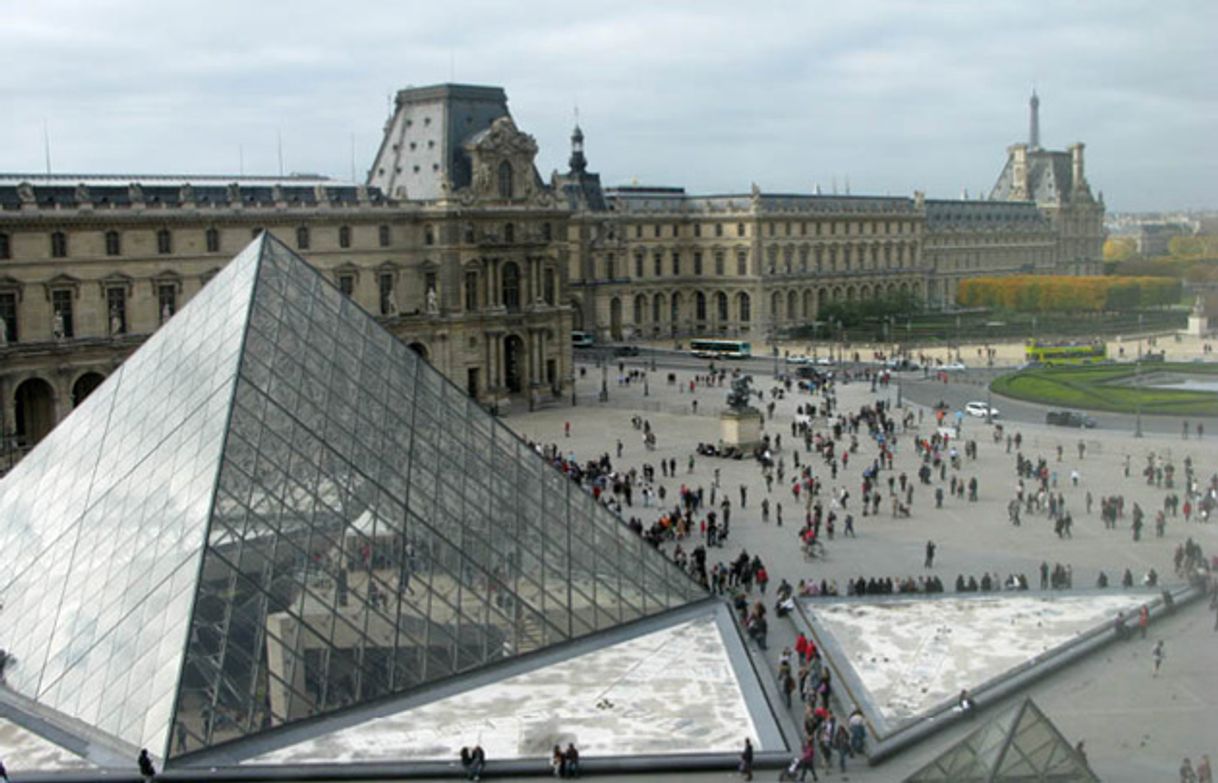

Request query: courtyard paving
[{"left": 490, "top": 352, "right": 1218, "bottom": 782}]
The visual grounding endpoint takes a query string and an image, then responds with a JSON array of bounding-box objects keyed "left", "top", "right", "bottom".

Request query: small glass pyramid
[
  {"left": 0, "top": 234, "right": 706, "bottom": 762},
  {"left": 905, "top": 699, "right": 1099, "bottom": 782}
]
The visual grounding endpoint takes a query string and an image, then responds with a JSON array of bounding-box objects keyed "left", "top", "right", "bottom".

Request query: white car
[
  {"left": 787, "top": 355, "right": 811, "bottom": 365},
  {"left": 965, "top": 401, "right": 998, "bottom": 418},
  {"left": 941, "top": 362, "right": 968, "bottom": 372}
]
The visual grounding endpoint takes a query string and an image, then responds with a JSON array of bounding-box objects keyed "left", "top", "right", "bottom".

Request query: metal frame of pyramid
[
  {"left": 0, "top": 234, "right": 708, "bottom": 765},
  {"left": 904, "top": 699, "right": 1099, "bottom": 782}
]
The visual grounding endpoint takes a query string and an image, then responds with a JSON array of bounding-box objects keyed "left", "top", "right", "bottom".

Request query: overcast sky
[{"left": 1, "top": 1, "right": 1214, "bottom": 212}]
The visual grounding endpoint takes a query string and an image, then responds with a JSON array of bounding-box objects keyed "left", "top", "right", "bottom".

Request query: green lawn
[{"left": 990, "top": 362, "right": 1218, "bottom": 416}]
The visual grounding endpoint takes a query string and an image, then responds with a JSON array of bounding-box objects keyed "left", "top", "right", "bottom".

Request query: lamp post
[
  {"left": 570, "top": 371, "right": 577, "bottom": 406},
  {"left": 896, "top": 378, "right": 903, "bottom": 408},
  {"left": 644, "top": 372, "right": 650, "bottom": 397},
  {"left": 1134, "top": 358, "right": 1143, "bottom": 438},
  {"left": 599, "top": 359, "right": 609, "bottom": 403},
  {"left": 986, "top": 385, "right": 993, "bottom": 425}
]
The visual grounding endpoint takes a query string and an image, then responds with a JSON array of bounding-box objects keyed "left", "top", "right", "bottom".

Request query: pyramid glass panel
[
  {"left": 0, "top": 240, "right": 262, "bottom": 754},
  {"left": 0, "top": 235, "right": 705, "bottom": 764},
  {"left": 905, "top": 700, "right": 1099, "bottom": 783},
  {"left": 168, "top": 235, "right": 706, "bottom": 757}
]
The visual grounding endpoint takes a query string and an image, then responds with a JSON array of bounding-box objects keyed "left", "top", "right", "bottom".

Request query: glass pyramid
[
  {"left": 905, "top": 699, "right": 1099, "bottom": 782},
  {"left": 0, "top": 234, "right": 707, "bottom": 762}
]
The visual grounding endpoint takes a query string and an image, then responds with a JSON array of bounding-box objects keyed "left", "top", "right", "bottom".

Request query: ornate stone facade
[
  {"left": 0, "top": 84, "right": 572, "bottom": 459},
  {"left": 559, "top": 93, "right": 1104, "bottom": 342}
]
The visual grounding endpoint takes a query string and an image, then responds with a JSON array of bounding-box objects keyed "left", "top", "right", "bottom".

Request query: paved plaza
[{"left": 494, "top": 352, "right": 1218, "bottom": 782}]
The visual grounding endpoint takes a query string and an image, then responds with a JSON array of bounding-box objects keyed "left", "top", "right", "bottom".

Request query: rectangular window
[
  {"left": 156, "top": 229, "right": 172, "bottom": 254},
  {"left": 339, "top": 226, "right": 352, "bottom": 248},
  {"left": 737, "top": 251, "right": 748, "bottom": 276},
  {"left": 653, "top": 252, "right": 662, "bottom": 276},
  {"left": 52, "top": 289, "right": 73, "bottom": 338},
  {"left": 379, "top": 272, "right": 395, "bottom": 315},
  {"left": 635, "top": 225, "right": 642, "bottom": 239},
  {"left": 737, "top": 223, "right": 745, "bottom": 237},
  {"left": 296, "top": 226, "right": 310, "bottom": 249},
  {"left": 671, "top": 252, "right": 681, "bottom": 276},
  {"left": 654, "top": 224, "right": 661, "bottom": 238},
  {"left": 0, "top": 232, "right": 9, "bottom": 259},
  {"left": 714, "top": 251, "right": 725, "bottom": 276},
  {"left": 338, "top": 274, "right": 354, "bottom": 298},
  {"left": 634, "top": 253, "right": 644, "bottom": 278},
  {"left": 105, "top": 231, "right": 121, "bottom": 256},
  {"left": 51, "top": 232, "right": 67, "bottom": 258},
  {"left": 694, "top": 224, "right": 702, "bottom": 238},
  {"left": 379, "top": 224, "right": 391, "bottom": 247},
  {"left": 106, "top": 287, "right": 127, "bottom": 334},
  {"left": 205, "top": 227, "right": 220, "bottom": 253},
  {"left": 694, "top": 251, "right": 703, "bottom": 275},
  {"left": 0, "top": 292, "right": 17, "bottom": 342},
  {"left": 157, "top": 284, "right": 176, "bottom": 323},
  {"left": 605, "top": 254, "right": 616, "bottom": 279},
  {"left": 715, "top": 223, "right": 724, "bottom": 237}
]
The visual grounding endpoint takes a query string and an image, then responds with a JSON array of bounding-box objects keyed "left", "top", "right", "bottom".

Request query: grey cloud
[{"left": 0, "top": 0, "right": 1214, "bottom": 211}]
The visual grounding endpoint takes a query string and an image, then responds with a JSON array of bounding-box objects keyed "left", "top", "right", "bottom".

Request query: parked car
[
  {"left": 941, "top": 362, "right": 968, "bottom": 372},
  {"left": 1046, "top": 410, "right": 1097, "bottom": 428},
  {"left": 613, "top": 345, "right": 640, "bottom": 357},
  {"left": 965, "top": 401, "right": 999, "bottom": 418}
]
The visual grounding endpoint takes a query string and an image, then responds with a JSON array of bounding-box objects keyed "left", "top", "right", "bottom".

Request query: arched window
[
  {"left": 633, "top": 294, "right": 645, "bottom": 324},
  {"left": 105, "top": 230, "right": 121, "bottom": 256},
  {"left": 497, "top": 160, "right": 514, "bottom": 199},
  {"left": 501, "top": 261, "right": 521, "bottom": 311},
  {"left": 716, "top": 292, "right": 728, "bottom": 321},
  {"left": 738, "top": 292, "right": 751, "bottom": 322},
  {"left": 695, "top": 292, "right": 707, "bottom": 321},
  {"left": 464, "top": 270, "right": 479, "bottom": 311}
]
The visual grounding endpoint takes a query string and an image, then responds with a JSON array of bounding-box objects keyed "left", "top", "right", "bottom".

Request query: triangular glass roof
[
  {"left": 0, "top": 235, "right": 707, "bottom": 762},
  {"left": 905, "top": 699, "right": 1099, "bottom": 782}
]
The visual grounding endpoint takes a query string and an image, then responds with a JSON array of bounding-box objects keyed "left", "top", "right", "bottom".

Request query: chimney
[
  {"left": 1070, "top": 143, "right": 1086, "bottom": 189},
  {"left": 1009, "top": 144, "right": 1029, "bottom": 200}
]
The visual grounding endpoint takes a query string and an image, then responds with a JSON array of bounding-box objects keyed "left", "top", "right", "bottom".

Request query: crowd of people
[{"left": 522, "top": 355, "right": 1218, "bottom": 780}]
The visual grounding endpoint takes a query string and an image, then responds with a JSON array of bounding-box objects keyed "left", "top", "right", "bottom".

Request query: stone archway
[
  {"left": 407, "top": 342, "right": 429, "bottom": 361},
  {"left": 503, "top": 334, "right": 526, "bottom": 393},
  {"left": 15, "top": 377, "right": 56, "bottom": 448},
  {"left": 71, "top": 372, "right": 106, "bottom": 408}
]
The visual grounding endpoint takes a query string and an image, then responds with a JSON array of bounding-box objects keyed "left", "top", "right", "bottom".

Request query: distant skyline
[{"left": 1, "top": 1, "right": 1214, "bottom": 212}]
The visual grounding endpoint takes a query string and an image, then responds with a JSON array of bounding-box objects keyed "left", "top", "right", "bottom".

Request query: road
[{"left": 577, "top": 346, "right": 1218, "bottom": 436}]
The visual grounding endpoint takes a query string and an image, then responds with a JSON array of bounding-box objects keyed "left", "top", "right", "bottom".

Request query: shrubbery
[{"left": 957, "top": 275, "right": 1180, "bottom": 313}]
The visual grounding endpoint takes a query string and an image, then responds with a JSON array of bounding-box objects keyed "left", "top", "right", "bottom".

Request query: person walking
[
  {"left": 739, "top": 738, "right": 754, "bottom": 781},
  {"left": 1197, "top": 754, "right": 1212, "bottom": 783},
  {"left": 924, "top": 540, "right": 936, "bottom": 569},
  {"left": 1152, "top": 640, "right": 1165, "bottom": 676}
]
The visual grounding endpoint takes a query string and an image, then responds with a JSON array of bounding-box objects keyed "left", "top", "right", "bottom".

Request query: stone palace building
[{"left": 0, "top": 85, "right": 1102, "bottom": 455}]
